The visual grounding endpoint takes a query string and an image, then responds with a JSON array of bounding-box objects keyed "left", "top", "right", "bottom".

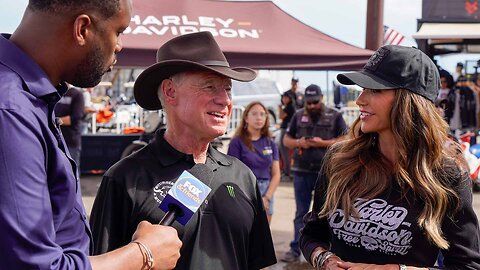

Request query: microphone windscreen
[{"left": 187, "top": 164, "right": 214, "bottom": 185}]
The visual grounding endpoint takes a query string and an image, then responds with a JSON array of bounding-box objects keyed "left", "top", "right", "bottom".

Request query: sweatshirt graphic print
[{"left": 329, "top": 198, "right": 412, "bottom": 255}]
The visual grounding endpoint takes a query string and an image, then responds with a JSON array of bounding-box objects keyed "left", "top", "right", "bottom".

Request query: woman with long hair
[
  {"left": 228, "top": 101, "right": 280, "bottom": 223},
  {"left": 300, "top": 45, "right": 480, "bottom": 269}
]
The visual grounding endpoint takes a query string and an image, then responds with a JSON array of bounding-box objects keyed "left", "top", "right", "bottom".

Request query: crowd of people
[
  {"left": 436, "top": 62, "right": 480, "bottom": 141},
  {"left": 435, "top": 62, "right": 480, "bottom": 192},
  {"left": 1, "top": 0, "right": 480, "bottom": 269}
]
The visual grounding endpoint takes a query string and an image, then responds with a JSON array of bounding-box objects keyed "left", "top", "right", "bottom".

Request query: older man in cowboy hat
[{"left": 90, "top": 32, "right": 277, "bottom": 270}]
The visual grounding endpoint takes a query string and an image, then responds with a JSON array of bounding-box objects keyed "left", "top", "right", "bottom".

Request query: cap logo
[
  {"left": 305, "top": 89, "right": 317, "bottom": 95},
  {"left": 364, "top": 47, "right": 390, "bottom": 72}
]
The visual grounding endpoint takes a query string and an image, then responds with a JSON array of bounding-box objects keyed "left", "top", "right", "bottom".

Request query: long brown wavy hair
[
  {"left": 320, "top": 90, "right": 462, "bottom": 249},
  {"left": 233, "top": 101, "right": 272, "bottom": 151}
]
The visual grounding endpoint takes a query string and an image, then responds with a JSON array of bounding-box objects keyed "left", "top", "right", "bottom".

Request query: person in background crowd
[
  {"left": 82, "top": 87, "right": 97, "bottom": 134},
  {"left": 444, "top": 76, "right": 477, "bottom": 143},
  {"left": 281, "top": 84, "right": 348, "bottom": 263},
  {"left": 55, "top": 86, "right": 85, "bottom": 175},
  {"left": 278, "top": 92, "right": 295, "bottom": 180},
  {"left": 453, "top": 62, "right": 465, "bottom": 82},
  {"left": 228, "top": 101, "right": 281, "bottom": 224},
  {"left": 435, "top": 70, "right": 454, "bottom": 122},
  {"left": 0, "top": 0, "right": 182, "bottom": 269},
  {"left": 284, "top": 77, "right": 304, "bottom": 110},
  {"left": 437, "top": 70, "right": 453, "bottom": 102},
  {"left": 466, "top": 74, "right": 480, "bottom": 128},
  {"left": 90, "top": 32, "right": 277, "bottom": 270},
  {"left": 301, "top": 45, "right": 480, "bottom": 270}
]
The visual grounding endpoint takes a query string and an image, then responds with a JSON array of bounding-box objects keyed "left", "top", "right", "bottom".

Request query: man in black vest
[
  {"left": 283, "top": 77, "right": 304, "bottom": 110},
  {"left": 281, "top": 84, "right": 348, "bottom": 262}
]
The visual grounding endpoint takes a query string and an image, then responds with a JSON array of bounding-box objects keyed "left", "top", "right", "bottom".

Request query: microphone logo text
[{"left": 177, "top": 180, "right": 203, "bottom": 204}]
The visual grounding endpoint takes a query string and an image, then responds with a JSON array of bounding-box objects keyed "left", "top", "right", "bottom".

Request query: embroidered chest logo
[
  {"left": 153, "top": 180, "right": 175, "bottom": 203},
  {"left": 328, "top": 198, "right": 413, "bottom": 256},
  {"left": 300, "top": 115, "right": 310, "bottom": 123},
  {"left": 226, "top": 185, "right": 235, "bottom": 198}
]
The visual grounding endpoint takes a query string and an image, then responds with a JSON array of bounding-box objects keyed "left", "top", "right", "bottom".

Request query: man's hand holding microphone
[
  {"left": 90, "top": 222, "right": 181, "bottom": 270},
  {"left": 130, "top": 221, "right": 182, "bottom": 270}
]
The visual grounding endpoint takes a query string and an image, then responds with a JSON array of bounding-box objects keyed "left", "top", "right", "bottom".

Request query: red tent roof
[{"left": 118, "top": 0, "right": 373, "bottom": 70}]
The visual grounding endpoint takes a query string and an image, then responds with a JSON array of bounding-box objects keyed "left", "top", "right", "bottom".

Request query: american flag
[{"left": 383, "top": 25, "right": 404, "bottom": 45}]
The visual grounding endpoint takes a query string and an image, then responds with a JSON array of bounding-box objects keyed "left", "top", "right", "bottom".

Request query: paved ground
[{"left": 80, "top": 174, "right": 480, "bottom": 270}]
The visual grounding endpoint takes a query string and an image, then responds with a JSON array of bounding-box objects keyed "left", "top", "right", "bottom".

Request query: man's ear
[
  {"left": 72, "top": 14, "right": 93, "bottom": 46},
  {"left": 159, "top": 79, "right": 177, "bottom": 106}
]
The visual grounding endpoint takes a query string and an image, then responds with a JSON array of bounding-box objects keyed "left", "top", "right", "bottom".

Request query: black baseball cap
[
  {"left": 304, "top": 84, "right": 322, "bottom": 102},
  {"left": 337, "top": 45, "right": 440, "bottom": 102}
]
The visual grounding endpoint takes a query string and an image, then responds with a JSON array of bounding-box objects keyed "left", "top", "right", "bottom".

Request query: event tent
[
  {"left": 117, "top": 0, "right": 373, "bottom": 70},
  {"left": 413, "top": 0, "right": 480, "bottom": 56}
]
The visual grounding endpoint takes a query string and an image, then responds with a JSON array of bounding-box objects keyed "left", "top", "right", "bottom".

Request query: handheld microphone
[{"left": 159, "top": 164, "right": 212, "bottom": 226}]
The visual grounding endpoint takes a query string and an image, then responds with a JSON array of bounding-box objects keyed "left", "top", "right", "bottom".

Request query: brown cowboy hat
[{"left": 134, "top": 31, "right": 257, "bottom": 110}]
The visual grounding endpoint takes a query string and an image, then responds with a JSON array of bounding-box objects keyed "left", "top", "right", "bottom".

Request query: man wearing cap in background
[
  {"left": 284, "top": 77, "right": 304, "bottom": 110},
  {"left": 453, "top": 62, "right": 465, "bottom": 82},
  {"left": 281, "top": 84, "right": 348, "bottom": 262},
  {"left": 90, "top": 31, "right": 276, "bottom": 270}
]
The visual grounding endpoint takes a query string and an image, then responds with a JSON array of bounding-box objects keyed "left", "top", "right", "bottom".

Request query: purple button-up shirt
[{"left": 0, "top": 34, "right": 93, "bottom": 269}]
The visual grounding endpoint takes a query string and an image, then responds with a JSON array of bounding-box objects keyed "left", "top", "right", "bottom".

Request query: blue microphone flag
[{"left": 159, "top": 167, "right": 212, "bottom": 225}]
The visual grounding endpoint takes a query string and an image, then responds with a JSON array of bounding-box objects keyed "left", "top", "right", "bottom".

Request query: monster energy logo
[{"left": 226, "top": 185, "right": 235, "bottom": 198}]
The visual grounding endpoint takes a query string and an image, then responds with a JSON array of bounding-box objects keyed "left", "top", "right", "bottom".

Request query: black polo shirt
[{"left": 90, "top": 130, "right": 276, "bottom": 270}]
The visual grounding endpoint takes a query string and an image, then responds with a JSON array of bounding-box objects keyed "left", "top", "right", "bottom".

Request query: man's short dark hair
[{"left": 28, "top": 0, "right": 121, "bottom": 18}]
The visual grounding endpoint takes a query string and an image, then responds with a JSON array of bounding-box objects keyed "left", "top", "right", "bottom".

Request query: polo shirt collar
[
  {"left": 151, "top": 129, "right": 191, "bottom": 167},
  {"left": 151, "top": 129, "right": 232, "bottom": 168},
  {"left": 207, "top": 143, "right": 232, "bottom": 166},
  {"left": 0, "top": 34, "right": 64, "bottom": 102}
]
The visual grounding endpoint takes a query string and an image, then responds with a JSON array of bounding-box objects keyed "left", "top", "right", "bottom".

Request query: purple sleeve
[
  {"left": 0, "top": 109, "right": 92, "bottom": 269},
  {"left": 227, "top": 137, "right": 242, "bottom": 159},
  {"left": 271, "top": 139, "right": 279, "bottom": 161}
]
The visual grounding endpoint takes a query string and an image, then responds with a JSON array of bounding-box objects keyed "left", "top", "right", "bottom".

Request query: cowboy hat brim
[{"left": 134, "top": 60, "right": 257, "bottom": 110}]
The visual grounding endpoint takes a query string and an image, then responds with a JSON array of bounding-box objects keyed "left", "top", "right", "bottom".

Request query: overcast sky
[{"left": 0, "top": 0, "right": 476, "bottom": 91}]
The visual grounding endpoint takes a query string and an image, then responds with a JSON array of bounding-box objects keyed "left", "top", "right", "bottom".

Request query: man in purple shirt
[{"left": 0, "top": 0, "right": 182, "bottom": 269}]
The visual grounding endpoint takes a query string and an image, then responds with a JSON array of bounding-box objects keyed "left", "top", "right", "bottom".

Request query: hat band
[{"left": 199, "top": 60, "right": 230, "bottom": 67}]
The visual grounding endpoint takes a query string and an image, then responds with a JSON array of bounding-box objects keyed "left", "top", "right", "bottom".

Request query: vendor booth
[{"left": 413, "top": 0, "right": 480, "bottom": 57}]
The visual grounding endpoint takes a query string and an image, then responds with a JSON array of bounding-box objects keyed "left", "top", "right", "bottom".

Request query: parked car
[{"left": 231, "top": 77, "right": 283, "bottom": 125}]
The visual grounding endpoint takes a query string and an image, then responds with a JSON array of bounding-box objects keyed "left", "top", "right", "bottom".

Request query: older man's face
[{"left": 170, "top": 71, "right": 233, "bottom": 140}]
